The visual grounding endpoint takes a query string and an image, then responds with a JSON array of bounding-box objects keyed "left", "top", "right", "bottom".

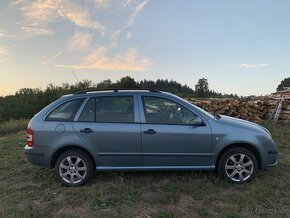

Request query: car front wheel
[
  {"left": 55, "top": 149, "right": 94, "bottom": 186},
  {"left": 218, "top": 147, "right": 258, "bottom": 184}
]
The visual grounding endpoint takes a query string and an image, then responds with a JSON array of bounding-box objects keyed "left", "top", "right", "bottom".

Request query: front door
[{"left": 140, "top": 96, "right": 213, "bottom": 168}]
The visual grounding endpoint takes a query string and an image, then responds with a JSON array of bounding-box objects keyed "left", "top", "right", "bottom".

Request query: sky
[{"left": 0, "top": 0, "right": 290, "bottom": 96}]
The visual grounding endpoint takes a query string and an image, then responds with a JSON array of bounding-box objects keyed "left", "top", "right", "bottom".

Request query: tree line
[
  {"left": 0, "top": 76, "right": 238, "bottom": 122},
  {"left": 277, "top": 77, "right": 290, "bottom": 91}
]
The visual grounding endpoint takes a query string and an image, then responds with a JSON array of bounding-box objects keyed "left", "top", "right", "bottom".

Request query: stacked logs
[
  {"left": 268, "top": 99, "right": 290, "bottom": 123},
  {"left": 186, "top": 97, "right": 290, "bottom": 123}
]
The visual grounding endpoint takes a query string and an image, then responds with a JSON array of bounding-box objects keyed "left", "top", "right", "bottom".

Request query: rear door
[
  {"left": 139, "top": 95, "right": 213, "bottom": 168},
  {"left": 73, "top": 95, "right": 142, "bottom": 169}
]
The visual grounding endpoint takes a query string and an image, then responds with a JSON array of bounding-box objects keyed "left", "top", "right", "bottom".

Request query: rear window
[{"left": 46, "top": 98, "right": 84, "bottom": 122}]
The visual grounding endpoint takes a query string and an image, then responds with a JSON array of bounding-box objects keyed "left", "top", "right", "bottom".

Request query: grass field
[
  {"left": 0, "top": 122, "right": 289, "bottom": 217},
  {"left": 0, "top": 119, "right": 28, "bottom": 136}
]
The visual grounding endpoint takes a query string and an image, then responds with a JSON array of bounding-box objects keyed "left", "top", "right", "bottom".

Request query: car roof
[
  {"left": 73, "top": 88, "right": 161, "bottom": 95},
  {"left": 60, "top": 89, "right": 168, "bottom": 99}
]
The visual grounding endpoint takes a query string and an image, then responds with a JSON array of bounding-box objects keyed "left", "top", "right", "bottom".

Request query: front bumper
[
  {"left": 266, "top": 160, "right": 278, "bottom": 167},
  {"left": 262, "top": 139, "right": 278, "bottom": 169}
]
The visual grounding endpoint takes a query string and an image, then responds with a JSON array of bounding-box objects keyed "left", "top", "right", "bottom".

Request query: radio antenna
[{"left": 72, "top": 70, "right": 80, "bottom": 82}]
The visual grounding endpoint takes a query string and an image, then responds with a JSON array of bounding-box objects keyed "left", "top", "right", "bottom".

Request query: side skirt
[{"left": 96, "top": 166, "right": 215, "bottom": 171}]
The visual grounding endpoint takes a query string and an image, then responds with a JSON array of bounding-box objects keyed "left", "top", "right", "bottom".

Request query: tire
[
  {"left": 218, "top": 147, "right": 258, "bottom": 184},
  {"left": 55, "top": 149, "right": 94, "bottom": 187}
]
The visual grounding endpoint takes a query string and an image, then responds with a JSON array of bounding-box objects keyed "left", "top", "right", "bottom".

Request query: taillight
[{"left": 26, "top": 128, "right": 33, "bottom": 147}]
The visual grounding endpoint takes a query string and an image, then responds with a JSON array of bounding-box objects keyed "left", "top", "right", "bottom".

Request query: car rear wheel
[
  {"left": 218, "top": 147, "right": 258, "bottom": 184},
  {"left": 55, "top": 149, "right": 94, "bottom": 186}
]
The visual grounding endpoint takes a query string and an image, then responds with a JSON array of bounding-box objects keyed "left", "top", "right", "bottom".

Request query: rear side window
[
  {"left": 78, "top": 96, "right": 134, "bottom": 123},
  {"left": 46, "top": 99, "right": 84, "bottom": 121},
  {"left": 78, "top": 98, "right": 95, "bottom": 122}
]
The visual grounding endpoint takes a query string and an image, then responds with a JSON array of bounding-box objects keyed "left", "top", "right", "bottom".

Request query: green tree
[
  {"left": 277, "top": 77, "right": 290, "bottom": 91},
  {"left": 97, "top": 79, "right": 112, "bottom": 89},
  {"left": 195, "top": 78, "right": 209, "bottom": 97},
  {"left": 0, "top": 76, "right": 239, "bottom": 122},
  {"left": 116, "top": 76, "right": 138, "bottom": 88}
]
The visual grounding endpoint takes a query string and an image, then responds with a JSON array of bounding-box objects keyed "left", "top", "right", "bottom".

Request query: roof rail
[{"left": 73, "top": 88, "right": 160, "bottom": 95}]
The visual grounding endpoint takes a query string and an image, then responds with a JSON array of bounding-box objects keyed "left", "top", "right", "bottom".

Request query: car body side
[{"left": 25, "top": 91, "right": 278, "bottom": 171}]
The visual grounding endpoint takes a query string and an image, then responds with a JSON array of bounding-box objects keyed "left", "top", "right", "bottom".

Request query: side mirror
[{"left": 191, "top": 117, "right": 203, "bottom": 126}]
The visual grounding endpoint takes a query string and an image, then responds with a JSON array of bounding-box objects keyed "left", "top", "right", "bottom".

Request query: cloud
[
  {"left": 67, "top": 31, "right": 93, "bottom": 51},
  {"left": 42, "top": 31, "right": 92, "bottom": 64},
  {"left": 0, "top": 30, "right": 15, "bottom": 39},
  {"left": 60, "top": 3, "right": 106, "bottom": 33},
  {"left": 12, "top": 0, "right": 58, "bottom": 37},
  {"left": 12, "top": 0, "right": 148, "bottom": 40},
  {"left": 0, "top": 46, "right": 9, "bottom": 62},
  {"left": 111, "top": 0, "right": 148, "bottom": 46},
  {"left": 126, "top": 32, "right": 132, "bottom": 40},
  {"left": 241, "top": 63, "right": 268, "bottom": 69},
  {"left": 95, "top": 0, "right": 110, "bottom": 8},
  {"left": 0, "top": 46, "right": 8, "bottom": 56},
  {"left": 21, "top": 26, "right": 54, "bottom": 36},
  {"left": 11, "top": 0, "right": 150, "bottom": 68},
  {"left": 55, "top": 48, "right": 150, "bottom": 71},
  {"left": 23, "top": 0, "right": 57, "bottom": 23},
  {"left": 12, "top": 0, "right": 106, "bottom": 35},
  {"left": 127, "top": 0, "right": 148, "bottom": 27},
  {"left": 123, "top": 0, "right": 133, "bottom": 7},
  {"left": 42, "top": 49, "right": 65, "bottom": 65}
]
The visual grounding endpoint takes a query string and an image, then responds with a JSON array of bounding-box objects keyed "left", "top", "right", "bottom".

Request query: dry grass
[
  {"left": 0, "top": 119, "right": 28, "bottom": 136},
  {"left": 0, "top": 122, "right": 289, "bottom": 217}
]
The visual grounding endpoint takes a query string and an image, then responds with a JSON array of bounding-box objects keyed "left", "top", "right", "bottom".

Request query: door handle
[
  {"left": 80, "top": 128, "right": 93, "bottom": 134},
  {"left": 143, "top": 129, "right": 157, "bottom": 135}
]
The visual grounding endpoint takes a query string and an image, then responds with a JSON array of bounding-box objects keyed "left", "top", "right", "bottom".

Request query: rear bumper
[{"left": 24, "top": 145, "right": 52, "bottom": 168}]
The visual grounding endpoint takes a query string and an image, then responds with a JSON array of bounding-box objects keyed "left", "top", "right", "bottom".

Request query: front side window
[
  {"left": 78, "top": 96, "right": 134, "bottom": 123},
  {"left": 142, "top": 96, "right": 196, "bottom": 125},
  {"left": 46, "top": 98, "right": 84, "bottom": 121}
]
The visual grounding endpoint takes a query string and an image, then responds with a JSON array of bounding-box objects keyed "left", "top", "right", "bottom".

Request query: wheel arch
[
  {"left": 215, "top": 143, "right": 262, "bottom": 170},
  {"left": 51, "top": 145, "right": 96, "bottom": 169}
]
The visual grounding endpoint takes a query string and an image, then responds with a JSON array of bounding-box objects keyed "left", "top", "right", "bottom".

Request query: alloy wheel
[
  {"left": 59, "top": 156, "right": 87, "bottom": 184},
  {"left": 225, "top": 153, "right": 254, "bottom": 182}
]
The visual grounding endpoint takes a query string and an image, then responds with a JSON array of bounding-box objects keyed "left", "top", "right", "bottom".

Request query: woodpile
[
  {"left": 186, "top": 97, "right": 290, "bottom": 123},
  {"left": 268, "top": 99, "right": 290, "bottom": 123}
]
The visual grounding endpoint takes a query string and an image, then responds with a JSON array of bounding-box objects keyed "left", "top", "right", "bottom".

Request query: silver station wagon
[{"left": 25, "top": 89, "right": 278, "bottom": 186}]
